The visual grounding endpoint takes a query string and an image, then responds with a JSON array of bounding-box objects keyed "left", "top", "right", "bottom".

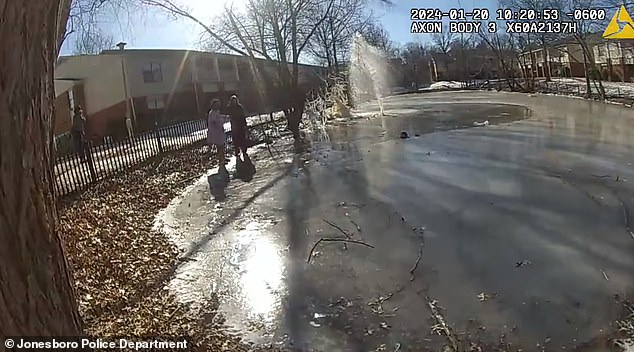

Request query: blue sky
[{"left": 61, "top": 0, "right": 499, "bottom": 55}]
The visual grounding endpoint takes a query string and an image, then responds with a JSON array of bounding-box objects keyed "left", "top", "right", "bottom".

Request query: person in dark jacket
[
  {"left": 226, "top": 95, "right": 250, "bottom": 160},
  {"left": 71, "top": 105, "right": 87, "bottom": 161}
]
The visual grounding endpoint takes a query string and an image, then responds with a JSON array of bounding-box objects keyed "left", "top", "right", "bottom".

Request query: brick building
[
  {"left": 517, "top": 35, "right": 634, "bottom": 81},
  {"left": 54, "top": 48, "right": 326, "bottom": 143}
]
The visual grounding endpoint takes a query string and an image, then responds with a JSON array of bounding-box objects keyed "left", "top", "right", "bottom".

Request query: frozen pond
[{"left": 157, "top": 91, "right": 634, "bottom": 351}]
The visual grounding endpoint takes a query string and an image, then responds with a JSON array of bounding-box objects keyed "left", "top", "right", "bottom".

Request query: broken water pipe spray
[{"left": 349, "top": 33, "right": 391, "bottom": 117}]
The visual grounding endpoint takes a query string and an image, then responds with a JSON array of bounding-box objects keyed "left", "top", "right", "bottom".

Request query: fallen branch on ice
[
  {"left": 410, "top": 243, "right": 424, "bottom": 282},
  {"left": 368, "top": 286, "right": 404, "bottom": 307},
  {"left": 427, "top": 298, "right": 459, "bottom": 352},
  {"left": 410, "top": 227, "right": 426, "bottom": 281},
  {"left": 323, "top": 219, "right": 352, "bottom": 238},
  {"left": 350, "top": 219, "right": 361, "bottom": 233},
  {"left": 306, "top": 238, "right": 375, "bottom": 264},
  {"left": 323, "top": 218, "right": 353, "bottom": 250}
]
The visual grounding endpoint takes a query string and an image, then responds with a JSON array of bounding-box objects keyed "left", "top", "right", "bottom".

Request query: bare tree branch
[
  {"left": 73, "top": 29, "right": 116, "bottom": 54},
  {"left": 297, "top": 0, "right": 336, "bottom": 55},
  {"left": 141, "top": 0, "right": 248, "bottom": 56},
  {"left": 431, "top": 27, "right": 454, "bottom": 54}
]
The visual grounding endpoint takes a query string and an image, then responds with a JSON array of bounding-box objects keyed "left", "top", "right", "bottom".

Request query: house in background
[
  {"left": 593, "top": 39, "right": 634, "bottom": 82},
  {"left": 518, "top": 37, "right": 588, "bottom": 79},
  {"left": 553, "top": 43, "right": 582, "bottom": 77},
  {"left": 55, "top": 53, "right": 129, "bottom": 142},
  {"left": 54, "top": 46, "right": 327, "bottom": 144},
  {"left": 515, "top": 34, "right": 633, "bottom": 80},
  {"left": 518, "top": 45, "right": 563, "bottom": 78}
]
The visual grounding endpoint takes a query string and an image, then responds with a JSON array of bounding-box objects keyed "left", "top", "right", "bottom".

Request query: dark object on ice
[
  {"left": 208, "top": 170, "right": 230, "bottom": 201},
  {"left": 415, "top": 133, "right": 421, "bottom": 137},
  {"left": 400, "top": 131, "right": 409, "bottom": 139},
  {"left": 515, "top": 260, "right": 532, "bottom": 267},
  {"left": 235, "top": 156, "right": 256, "bottom": 182}
]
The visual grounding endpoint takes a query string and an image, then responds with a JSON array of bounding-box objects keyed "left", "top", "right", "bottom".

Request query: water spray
[{"left": 349, "top": 33, "right": 390, "bottom": 116}]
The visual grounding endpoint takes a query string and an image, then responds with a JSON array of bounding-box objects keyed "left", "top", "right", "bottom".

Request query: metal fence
[
  {"left": 537, "top": 80, "right": 634, "bottom": 105},
  {"left": 54, "top": 112, "right": 285, "bottom": 197},
  {"left": 475, "top": 78, "right": 634, "bottom": 106}
]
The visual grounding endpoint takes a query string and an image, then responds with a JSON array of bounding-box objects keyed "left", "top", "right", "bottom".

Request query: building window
[
  {"left": 147, "top": 95, "right": 165, "bottom": 109},
  {"left": 218, "top": 58, "right": 234, "bottom": 71},
  {"left": 143, "top": 62, "right": 163, "bottom": 83},
  {"left": 597, "top": 45, "right": 605, "bottom": 56}
]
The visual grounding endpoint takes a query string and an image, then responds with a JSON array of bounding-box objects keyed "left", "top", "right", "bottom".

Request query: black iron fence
[
  {"left": 473, "top": 78, "right": 634, "bottom": 106},
  {"left": 54, "top": 112, "right": 285, "bottom": 197}
]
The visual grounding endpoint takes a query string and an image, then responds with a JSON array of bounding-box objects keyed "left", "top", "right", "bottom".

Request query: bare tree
[
  {"left": 308, "top": 0, "right": 371, "bottom": 72},
  {"left": 73, "top": 29, "right": 116, "bottom": 54},
  {"left": 197, "top": 17, "right": 235, "bottom": 54},
  {"left": 557, "top": 0, "right": 610, "bottom": 98},
  {"left": 360, "top": 21, "right": 396, "bottom": 56},
  {"left": 141, "top": 0, "right": 248, "bottom": 55},
  {"left": 500, "top": 0, "right": 614, "bottom": 97},
  {"left": 0, "top": 0, "right": 84, "bottom": 336},
  {"left": 447, "top": 33, "right": 477, "bottom": 81},
  {"left": 142, "top": 0, "right": 336, "bottom": 139},
  {"left": 398, "top": 41, "right": 432, "bottom": 89},
  {"left": 431, "top": 27, "right": 455, "bottom": 55},
  {"left": 501, "top": 0, "right": 559, "bottom": 81},
  {"left": 477, "top": 30, "right": 526, "bottom": 91},
  {"left": 65, "top": 0, "right": 138, "bottom": 53}
]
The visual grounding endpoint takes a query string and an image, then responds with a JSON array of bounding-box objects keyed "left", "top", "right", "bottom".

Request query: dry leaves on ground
[{"left": 58, "top": 144, "right": 284, "bottom": 351}]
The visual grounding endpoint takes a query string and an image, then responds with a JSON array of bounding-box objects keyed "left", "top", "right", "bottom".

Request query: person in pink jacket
[{"left": 207, "top": 99, "right": 230, "bottom": 174}]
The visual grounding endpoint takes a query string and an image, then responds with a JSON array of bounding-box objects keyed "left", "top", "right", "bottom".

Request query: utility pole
[{"left": 117, "top": 42, "right": 135, "bottom": 138}]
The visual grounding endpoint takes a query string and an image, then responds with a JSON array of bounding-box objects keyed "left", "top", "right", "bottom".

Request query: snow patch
[
  {"left": 473, "top": 120, "right": 490, "bottom": 127},
  {"left": 548, "top": 78, "right": 634, "bottom": 97},
  {"left": 422, "top": 81, "right": 464, "bottom": 91}
]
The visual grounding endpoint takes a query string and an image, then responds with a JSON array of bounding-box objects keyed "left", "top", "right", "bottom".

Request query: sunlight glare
[{"left": 238, "top": 222, "right": 284, "bottom": 321}]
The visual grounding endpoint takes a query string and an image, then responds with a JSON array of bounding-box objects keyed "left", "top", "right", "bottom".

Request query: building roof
[
  {"left": 519, "top": 32, "right": 606, "bottom": 53},
  {"left": 87, "top": 48, "right": 327, "bottom": 69}
]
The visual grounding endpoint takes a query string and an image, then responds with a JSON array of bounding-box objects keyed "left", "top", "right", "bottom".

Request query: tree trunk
[
  {"left": 527, "top": 33, "right": 536, "bottom": 91},
  {"left": 329, "top": 17, "right": 339, "bottom": 75},
  {"left": 287, "top": 0, "right": 303, "bottom": 140},
  {"left": 579, "top": 39, "right": 605, "bottom": 100},
  {"left": 580, "top": 41, "right": 592, "bottom": 98},
  {"left": 542, "top": 36, "right": 551, "bottom": 82},
  {"left": 0, "top": 0, "right": 83, "bottom": 336}
]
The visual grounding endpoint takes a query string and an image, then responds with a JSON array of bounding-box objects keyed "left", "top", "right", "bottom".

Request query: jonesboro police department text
[{"left": 8, "top": 337, "right": 188, "bottom": 350}]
